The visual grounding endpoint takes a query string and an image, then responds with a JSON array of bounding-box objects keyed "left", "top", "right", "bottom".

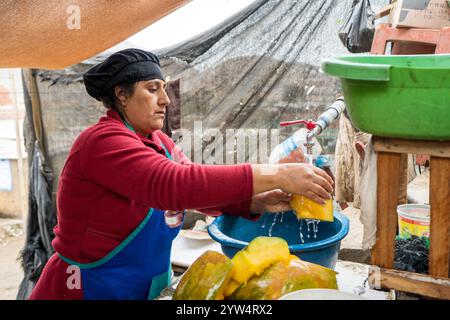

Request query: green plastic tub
[{"left": 321, "top": 54, "right": 450, "bottom": 140}]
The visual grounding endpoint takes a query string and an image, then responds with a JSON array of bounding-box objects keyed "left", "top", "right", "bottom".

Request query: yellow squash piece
[
  {"left": 227, "top": 256, "right": 338, "bottom": 300},
  {"left": 290, "top": 195, "right": 334, "bottom": 222},
  {"left": 281, "top": 255, "right": 338, "bottom": 295},
  {"left": 173, "top": 251, "right": 233, "bottom": 300},
  {"left": 223, "top": 236, "right": 290, "bottom": 297},
  {"left": 228, "top": 260, "right": 289, "bottom": 300}
]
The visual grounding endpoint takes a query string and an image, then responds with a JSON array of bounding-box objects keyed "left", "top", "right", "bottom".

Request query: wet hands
[
  {"left": 250, "top": 189, "right": 292, "bottom": 214},
  {"left": 279, "top": 163, "right": 334, "bottom": 205}
]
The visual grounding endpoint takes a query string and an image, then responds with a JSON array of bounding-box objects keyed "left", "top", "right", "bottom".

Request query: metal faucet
[{"left": 279, "top": 97, "right": 346, "bottom": 165}]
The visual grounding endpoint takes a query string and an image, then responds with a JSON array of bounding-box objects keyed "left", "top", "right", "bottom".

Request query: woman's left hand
[{"left": 250, "top": 189, "right": 293, "bottom": 214}]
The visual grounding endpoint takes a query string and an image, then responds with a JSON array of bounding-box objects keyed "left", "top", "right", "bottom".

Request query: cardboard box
[{"left": 390, "top": 0, "right": 450, "bottom": 28}]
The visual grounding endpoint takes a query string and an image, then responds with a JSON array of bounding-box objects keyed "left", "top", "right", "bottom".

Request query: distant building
[{"left": 0, "top": 69, "right": 27, "bottom": 219}]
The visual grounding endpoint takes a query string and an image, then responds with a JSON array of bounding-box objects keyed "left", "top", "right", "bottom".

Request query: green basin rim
[
  {"left": 321, "top": 54, "right": 450, "bottom": 82},
  {"left": 321, "top": 58, "right": 391, "bottom": 82}
]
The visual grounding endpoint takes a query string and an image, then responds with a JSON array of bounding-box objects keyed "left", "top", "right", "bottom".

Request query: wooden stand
[
  {"left": 363, "top": 24, "right": 450, "bottom": 299},
  {"left": 369, "top": 137, "right": 450, "bottom": 298}
]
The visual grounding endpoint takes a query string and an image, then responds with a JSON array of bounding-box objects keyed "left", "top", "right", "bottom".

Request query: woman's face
[{"left": 119, "top": 79, "right": 170, "bottom": 136}]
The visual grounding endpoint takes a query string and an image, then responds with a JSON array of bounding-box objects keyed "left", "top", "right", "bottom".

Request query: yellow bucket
[{"left": 397, "top": 204, "right": 430, "bottom": 239}]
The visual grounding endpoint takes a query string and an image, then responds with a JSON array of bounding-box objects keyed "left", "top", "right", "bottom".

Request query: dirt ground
[{"left": 0, "top": 234, "right": 25, "bottom": 300}]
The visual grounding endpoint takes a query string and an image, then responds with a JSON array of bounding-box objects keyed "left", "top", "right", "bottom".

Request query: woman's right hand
[
  {"left": 251, "top": 163, "right": 334, "bottom": 205},
  {"left": 277, "top": 163, "right": 333, "bottom": 204}
]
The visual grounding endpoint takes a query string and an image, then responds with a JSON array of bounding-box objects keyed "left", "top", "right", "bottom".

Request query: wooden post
[
  {"left": 22, "top": 69, "right": 45, "bottom": 153},
  {"left": 371, "top": 152, "right": 403, "bottom": 268},
  {"left": 429, "top": 157, "right": 450, "bottom": 277},
  {"left": 397, "top": 154, "right": 408, "bottom": 204}
]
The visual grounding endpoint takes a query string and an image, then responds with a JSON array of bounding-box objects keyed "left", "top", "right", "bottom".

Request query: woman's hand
[
  {"left": 278, "top": 163, "right": 334, "bottom": 204},
  {"left": 280, "top": 163, "right": 334, "bottom": 204},
  {"left": 251, "top": 163, "right": 334, "bottom": 205},
  {"left": 250, "top": 189, "right": 292, "bottom": 214}
]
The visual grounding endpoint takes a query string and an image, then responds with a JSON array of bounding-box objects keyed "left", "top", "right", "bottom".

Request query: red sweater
[{"left": 30, "top": 110, "right": 256, "bottom": 299}]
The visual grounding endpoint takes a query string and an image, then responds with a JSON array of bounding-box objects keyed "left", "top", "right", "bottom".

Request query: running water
[
  {"left": 305, "top": 219, "right": 320, "bottom": 239},
  {"left": 296, "top": 216, "right": 320, "bottom": 243},
  {"left": 261, "top": 214, "right": 270, "bottom": 229},
  {"left": 261, "top": 212, "right": 320, "bottom": 244},
  {"left": 268, "top": 212, "right": 280, "bottom": 237},
  {"left": 299, "top": 218, "right": 304, "bottom": 243}
]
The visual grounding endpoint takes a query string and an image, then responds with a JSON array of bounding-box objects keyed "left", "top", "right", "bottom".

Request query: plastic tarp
[
  {"left": 16, "top": 73, "right": 56, "bottom": 299},
  {"left": 155, "top": 0, "right": 387, "bottom": 157},
  {"left": 16, "top": 142, "right": 56, "bottom": 300}
]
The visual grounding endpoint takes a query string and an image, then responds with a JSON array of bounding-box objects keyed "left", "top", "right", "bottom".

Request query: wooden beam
[
  {"left": 429, "top": 157, "right": 450, "bottom": 277},
  {"left": 374, "top": 3, "right": 395, "bottom": 20},
  {"left": 373, "top": 136, "right": 450, "bottom": 158},
  {"left": 22, "top": 69, "right": 45, "bottom": 153},
  {"left": 368, "top": 266, "right": 450, "bottom": 300},
  {"left": 371, "top": 152, "right": 403, "bottom": 268}
]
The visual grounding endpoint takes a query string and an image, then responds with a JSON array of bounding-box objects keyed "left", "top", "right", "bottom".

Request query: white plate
[
  {"left": 179, "top": 229, "right": 212, "bottom": 240},
  {"left": 171, "top": 235, "right": 222, "bottom": 268},
  {"left": 279, "top": 289, "right": 366, "bottom": 300}
]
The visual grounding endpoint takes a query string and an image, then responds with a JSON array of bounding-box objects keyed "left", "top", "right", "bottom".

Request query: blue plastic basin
[{"left": 208, "top": 211, "right": 349, "bottom": 270}]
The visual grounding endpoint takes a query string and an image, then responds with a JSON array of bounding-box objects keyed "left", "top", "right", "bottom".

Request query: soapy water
[{"left": 261, "top": 212, "right": 320, "bottom": 244}]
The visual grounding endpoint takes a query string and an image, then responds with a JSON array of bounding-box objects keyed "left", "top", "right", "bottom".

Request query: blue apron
[{"left": 59, "top": 123, "right": 182, "bottom": 300}]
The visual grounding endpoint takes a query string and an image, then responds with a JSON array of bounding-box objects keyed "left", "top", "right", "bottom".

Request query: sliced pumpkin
[
  {"left": 223, "top": 236, "right": 290, "bottom": 297},
  {"left": 281, "top": 255, "right": 338, "bottom": 296},
  {"left": 173, "top": 250, "right": 233, "bottom": 300},
  {"left": 290, "top": 195, "right": 334, "bottom": 222},
  {"left": 228, "top": 260, "right": 289, "bottom": 300}
]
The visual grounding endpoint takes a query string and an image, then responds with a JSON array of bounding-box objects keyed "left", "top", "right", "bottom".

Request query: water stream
[
  {"left": 261, "top": 212, "right": 321, "bottom": 244},
  {"left": 268, "top": 212, "right": 281, "bottom": 237}
]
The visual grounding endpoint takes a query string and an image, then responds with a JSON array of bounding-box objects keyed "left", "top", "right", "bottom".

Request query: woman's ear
[{"left": 114, "top": 85, "right": 128, "bottom": 108}]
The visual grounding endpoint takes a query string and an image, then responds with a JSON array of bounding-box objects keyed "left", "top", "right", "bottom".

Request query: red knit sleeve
[{"left": 81, "top": 125, "right": 254, "bottom": 211}]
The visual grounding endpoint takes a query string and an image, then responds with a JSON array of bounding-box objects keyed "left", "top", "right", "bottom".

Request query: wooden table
[{"left": 370, "top": 136, "right": 450, "bottom": 299}]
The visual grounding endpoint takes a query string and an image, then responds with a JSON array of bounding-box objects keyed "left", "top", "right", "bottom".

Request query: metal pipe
[{"left": 307, "top": 97, "right": 346, "bottom": 140}]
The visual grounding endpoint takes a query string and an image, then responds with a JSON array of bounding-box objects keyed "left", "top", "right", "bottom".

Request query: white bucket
[{"left": 397, "top": 204, "right": 430, "bottom": 239}]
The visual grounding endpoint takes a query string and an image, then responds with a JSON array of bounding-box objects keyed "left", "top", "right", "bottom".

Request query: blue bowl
[{"left": 207, "top": 211, "right": 349, "bottom": 270}]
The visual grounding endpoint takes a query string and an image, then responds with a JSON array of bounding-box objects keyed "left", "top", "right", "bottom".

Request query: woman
[{"left": 29, "top": 49, "right": 333, "bottom": 300}]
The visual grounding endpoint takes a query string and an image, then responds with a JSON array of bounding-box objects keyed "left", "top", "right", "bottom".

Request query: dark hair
[{"left": 100, "top": 82, "right": 136, "bottom": 111}]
